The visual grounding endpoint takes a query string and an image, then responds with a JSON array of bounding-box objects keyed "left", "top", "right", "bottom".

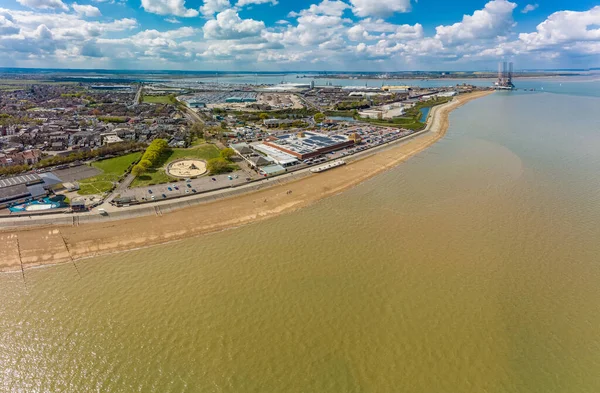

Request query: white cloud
[
  {"left": 521, "top": 3, "right": 538, "bottom": 14},
  {"left": 141, "top": 0, "right": 199, "bottom": 17},
  {"left": 236, "top": 0, "right": 277, "bottom": 7},
  {"left": 435, "top": 0, "right": 516, "bottom": 45},
  {"left": 72, "top": 3, "right": 101, "bottom": 17},
  {"left": 348, "top": 19, "right": 423, "bottom": 41},
  {"left": 349, "top": 0, "right": 411, "bottom": 18},
  {"left": 0, "top": 14, "right": 20, "bottom": 35},
  {"left": 203, "top": 9, "right": 265, "bottom": 39},
  {"left": 16, "top": 0, "right": 69, "bottom": 11},
  {"left": 518, "top": 6, "right": 600, "bottom": 52},
  {"left": 200, "top": 0, "right": 230, "bottom": 17},
  {"left": 289, "top": 0, "right": 349, "bottom": 17},
  {"left": 1, "top": 0, "right": 600, "bottom": 71}
]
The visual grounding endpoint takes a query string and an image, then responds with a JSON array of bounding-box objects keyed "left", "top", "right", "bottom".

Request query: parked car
[{"left": 148, "top": 189, "right": 153, "bottom": 194}]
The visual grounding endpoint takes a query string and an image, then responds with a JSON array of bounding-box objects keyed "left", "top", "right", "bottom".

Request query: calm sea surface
[{"left": 2, "top": 84, "right": 600, "bottom": 392}]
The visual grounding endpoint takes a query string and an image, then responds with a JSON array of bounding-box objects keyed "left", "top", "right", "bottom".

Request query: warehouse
[{"left": 264, "top": 131, "right": 354, "bottom": 160}]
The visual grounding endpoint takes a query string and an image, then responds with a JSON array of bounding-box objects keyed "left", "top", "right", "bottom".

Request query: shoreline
[{"left": 0, "top": 90, "right": 493, "bottom": 273}]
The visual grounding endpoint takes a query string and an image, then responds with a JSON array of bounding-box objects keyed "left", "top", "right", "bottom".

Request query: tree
[
  {"left": 131, "top": 164, "right": 146, "bottom": 177},
  {"left": 138, "top": 159, "right": 152, "bottom": 169},
  {"left": 259, "top": 112, "right": 269, "bottom": 120},
  {"left": 314, "top": 112, "right": 325, "bottom": 123},
  {"left": 220, "top": 148, "right": 235, "bottom": 161},
  {"left": 207, "top": 157, "right": 232, "bottom": 174}
]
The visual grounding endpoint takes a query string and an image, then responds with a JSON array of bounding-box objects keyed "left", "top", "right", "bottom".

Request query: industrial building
[
  {"left": 253, "top": 143, "right": 299, "bottom": 167},
  {"left": 225, "top": 97, "right": 257, "bottom": 103},
  {"left": 264, "top": 131, "right": 354, "bottom": 160},
  {"left": 187, "top": 99, "right": 206, "bottom": 108},
  {"left": 0, "top": 172, "right": 63, "bottom": 208}
]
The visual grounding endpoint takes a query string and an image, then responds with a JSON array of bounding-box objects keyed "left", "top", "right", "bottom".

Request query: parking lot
[
  {"left": 117, "top": 171, "right": 250, "bottom": 202},
  {"left": 52, "top": 165, "right": 102, "bottom": 183}
]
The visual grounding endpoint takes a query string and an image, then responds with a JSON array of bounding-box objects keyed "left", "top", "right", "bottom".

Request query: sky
[{"left": 0, "top": 0, "right": 599, "bottom": 71}]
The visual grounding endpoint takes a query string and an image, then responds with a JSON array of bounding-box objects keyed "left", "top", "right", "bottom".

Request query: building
[
  {"left": 63, "top": 182, "right": 80, "bottom": 192},
  {"left": 70, "top": 200, "right": 86, "bottom": 212},
  {"left": 437, "top": 91, "right": 458, "bottom": 97},
  {"left": 0, "top": 149, "right": 42, "bottom": 167},
  {"left": 253, "top": 144, "right": 299, "bottom": 167},
  {"left": 100, "top": 132, "right": 124, "bottom": 145},
  {"left": 0, "top": 172, "right": 63, "bottom": 208},
  {"left": 263, "top": 119, "right": 294, "bottom": 128},
  {"left": 382, "top": 85, "right": 411, "bottom": 92},
  {"left": 226, "top": 97, "right": 244, "bottom": 103},
  {"left": 187, "top": 99, "right": 206, "bottom": 108},
  {"left": 259, "top": 164, "right": 286, "bottom": 176},
  {"left": 230, "top": 142, "right": 253, "bottom": 155},
  {"left": 263, "top": 131, "right": 354, "bottom": 160},
  {"left": 358, "top": 109, "right": 384, "bottom": 119}
]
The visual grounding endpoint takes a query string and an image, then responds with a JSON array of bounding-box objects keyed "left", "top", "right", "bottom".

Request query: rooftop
[
  {"left": 253, "top": 144, "right": 298, "bottom": 165},
  {"left": 268, "top": 131, "right": 350, "bottom": 156}
]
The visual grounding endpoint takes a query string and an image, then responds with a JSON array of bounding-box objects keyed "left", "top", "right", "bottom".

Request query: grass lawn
[
  {"left": 142, "top": 95, "right": 176, "bottom": 104},
  {"left": 190, "top": 137, "right": 207, "bottom": 147},
  {"left": 92, "top": 152, "right": 142, "bottom": 175},
  {"left": 131, "top": 144, "right": 226, "bottom": 187},
  {"left": 77, "top": 152, "right": 141, "bottom": 195}
]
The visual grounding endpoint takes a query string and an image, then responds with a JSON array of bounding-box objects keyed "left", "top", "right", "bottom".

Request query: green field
[
  {"left": 190, "top": 137, "right": 207, "bottom": 147},
  {"left": 77, "top": 152, "right": 141, "bottom": 195},
  {"left": 131, "top": 144, "right": 223, "bottom": 187},
  {"left": 142, "top": 95, "right": 176, "bottom": 104}
]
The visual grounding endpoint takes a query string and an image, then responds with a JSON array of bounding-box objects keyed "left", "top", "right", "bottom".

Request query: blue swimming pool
[{"left": 9, "top": 197, "right": 67, "bottom": 212}]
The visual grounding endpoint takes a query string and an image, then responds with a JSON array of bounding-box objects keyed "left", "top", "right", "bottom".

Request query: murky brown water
[{"left": 2, "top": 91, "right": 600, "bottom": 392}]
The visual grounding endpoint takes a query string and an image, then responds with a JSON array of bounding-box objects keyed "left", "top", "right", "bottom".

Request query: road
[
  {"left": 134, "top": 85, "right": 143, "bottom": 105},
  {"left": 179, "top": 102, "right": 205, "bottom": 124}
]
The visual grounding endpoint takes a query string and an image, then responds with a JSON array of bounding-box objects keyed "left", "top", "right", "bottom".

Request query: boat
[{"left": 310, "top": 160, "right": 346, "bottom": 173}]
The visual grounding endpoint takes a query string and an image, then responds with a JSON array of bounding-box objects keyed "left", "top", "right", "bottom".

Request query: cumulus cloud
[
  {"left": 236, "top": 0, "right": 277, "bottom": 7},
  {"left": 350, "top": 0, "right": 411, "bottom": 18},
  {"left": 203, "top": 9, "right": 265, "bottom": 39},
  {"left": 200, "top": 0, "right": 230, "bottom": 17},
  {"left": 518, "top": 6, "right": 600, "bottom": 53},
  {"left": 435, "top": 0, "right": 516, "bottom": 45},
  {"left": 348, "top": 18, "right": 423, "bottom": 41},
  {"left": 16, "top": 0, "right": 69, "bottom": 11},
  {"left": 289, "top": 0, "right": 349, "bottom": 17},
  {"left": 521, "top": 4, "right": 538, "bottom": 14},
  {"left": 0, "top": 14, "right": 20, "bottom": 35},
  {"left": 72, "top": 3, "right": 101, "bottom": 17},
  {"left": 141, "top": 0, "right": 199, "bottom": 17},
  {"left": 0, "top": 0, "right": 599, "bottom": 71}
]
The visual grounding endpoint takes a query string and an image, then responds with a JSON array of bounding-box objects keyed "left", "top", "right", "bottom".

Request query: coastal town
[{"left": 0, "top": 72, "right": 485, "bottom": 220}]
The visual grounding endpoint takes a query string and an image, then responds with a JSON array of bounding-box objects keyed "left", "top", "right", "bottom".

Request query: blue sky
[{"left": 0, "top": 0, "right": 599, "bottom": 70}]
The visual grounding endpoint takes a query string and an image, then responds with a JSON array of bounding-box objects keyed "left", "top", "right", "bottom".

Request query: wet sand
[{"left": 0, "top": 91, "right": 493, "bottom": 272}]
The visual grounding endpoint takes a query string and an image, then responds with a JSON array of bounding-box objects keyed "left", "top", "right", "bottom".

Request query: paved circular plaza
[{"left": 166, "top": 159, "right": 207, "bottom": 178}]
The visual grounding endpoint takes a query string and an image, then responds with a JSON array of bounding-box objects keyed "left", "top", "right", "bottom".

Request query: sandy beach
[{"left": 0, "top": 90, "right": 492, "bottom": 273}]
